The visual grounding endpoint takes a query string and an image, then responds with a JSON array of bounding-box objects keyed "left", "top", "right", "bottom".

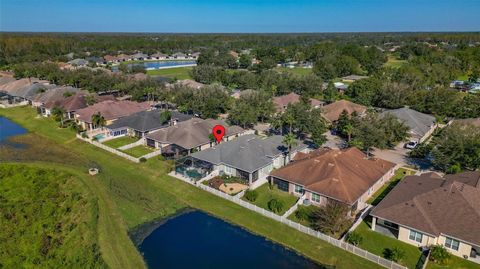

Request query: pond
[
  {"left": 0, "top": 116, "right": 27, "bottom": 142},
  {"left": 112, "top": 60, "right": 197, "bottom": 71},
  {"left": 137, "top": 211, "right": 326, "bottom": 269}
]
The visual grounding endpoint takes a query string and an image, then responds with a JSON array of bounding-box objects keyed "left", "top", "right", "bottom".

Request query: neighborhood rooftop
[
  {"left": 145, "top": 118, "right": 244, "bottom": 150},
  {"left": 107, "top": 110, "right": 193, "bottom": 132},
  {"left": 321, "top": 99, "right": 367, "bottom": 122},
  {"left": 381, "top": 107, "right": 436, "bottom": 141},
  {"left": 271, "top": 147, "right": 395, "bottom": 205},
  {"left": 190, "top": 134, "right": 307, "bottom": 173},
  {"left": 371, "top": 171, "right": 480, "bottom": 246},
  {"left": 75, "top": 100, "right": 151, "bottom": 122},
  {"left": 272, "top": 92, "right": 323, "bottom": 113}
]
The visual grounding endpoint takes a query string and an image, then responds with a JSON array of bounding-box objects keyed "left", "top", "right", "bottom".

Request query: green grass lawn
[
  {"left": 243, "top": 183, "right": 298, "bottom": 215},
  {"left": 277, "top": 67, "right": 313, "bottom": 76},
  {"left": 367, "top": 168, "right": 415, "bottom": 206},
  {"left": 355, "top": 217, "right": 422, "bottom": 269},
  {"left": 147, "top": 67, "right": 192, "bottom": 79},
  {"left": 102, "top": 136, "right": 139, "bottom": 148},
  {"left": 384, "top": 55, "right": 407, "bottom": 68},
  {"left": 121, "top": 145, "right": 154, "bottom": 158},
  {"left": 426, "top": 254, "right": 480, "bottom": 269},
  {"left": 1, "top": 106, "right": 388, "bottom": 269}
]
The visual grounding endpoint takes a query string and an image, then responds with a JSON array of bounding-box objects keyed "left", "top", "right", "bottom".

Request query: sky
[{"left": 1, "top": 0, "right": 479, "bottom": 33}]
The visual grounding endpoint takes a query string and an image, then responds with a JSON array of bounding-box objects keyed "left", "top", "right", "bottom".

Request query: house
[
  {"left": 175, "top": 79, "right": 205, "bottom": 90},
  {"left": 0, "top": 78, "right": 51, "bottom": 105},
  {"left": 172, "top": 52, "right": 187, "bottom": 59},
  {"left": 103, "top": 55, "right": 119, "bottom": 64},
  {"left": 130, "top": 53, "right": 148, "bottom": 61},
  {"left": 150, "top": 53, "right": 168, "bottom": 60},
  {"left": 33, "top": 86, "right": 83, "bottom": 116},
  {"left": 68, "top": 58, "right": 89, "bottom": 67},
  {"left": 86, "top": 56, "right": 104, "bottom": 65},
  {"left": 272, "top": 92, "right": 323, "bottom": 113},
  {"left": 74, "top": 100, "right": 151, "bottom": 131},
  {"left": 116, "top": 54, "right": 131, "bottom": 62},
  {"left": 42, "top": 91, "right": 115, "bottom": 119},
  {"left": 334, "top": 82, "right": 348, "bottom": 93},
  {"left": 190, "top": 52, "right": 201, "bottom": 59},
  {"left": 370, "top": 171, "right": 480, "bottom": 262},
  {"left": 144, "top": 118, "right": 245, "bottom": 156},
  {"left": 321, "top": 100, "right": 367, "bottom": 122},
  {"left": 184, "top": 134, "right": 308, "bottom": 184},
  {"left": 230, "top": 89, "right": 255, "bottom": 99},
  {"left": 105, "top": 110, "right": 193, "bottom": 138},
  {"left": 270, "top": 147, "right": 395, "bottom": 213},
  {"left": 341, "top": 75, "right": 369, "bottom": 83},
  {"left": 381, "top": 107, "right": 437, "bottom": 143}
]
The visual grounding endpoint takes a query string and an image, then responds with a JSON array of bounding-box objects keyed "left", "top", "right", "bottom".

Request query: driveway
[
  {"left": 322, "top": 132, "right": 345, "bottom": 149},
  {"left": 372, "top": 145, "right": 409, "bottom": 166}
]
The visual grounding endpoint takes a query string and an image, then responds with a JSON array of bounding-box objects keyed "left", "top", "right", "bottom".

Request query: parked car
[{"left": 404, "top": 141, "right": 418, "bottom": 149}]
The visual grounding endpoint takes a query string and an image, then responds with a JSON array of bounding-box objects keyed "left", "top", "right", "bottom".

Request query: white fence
[
  {"left": 173, "top": 174, "right": 407, "bottom": 269},
  {"left": 118, "top": 139, "right": 144, "bottom": 150},
  {"left": 77, "top": 134, "right": 141, "bottom": 162}
]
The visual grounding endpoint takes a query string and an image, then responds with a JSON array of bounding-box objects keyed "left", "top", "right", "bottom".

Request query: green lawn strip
[
  {"left": 102, "top": 136, "right": 139, "bottom": 148},
  {"left": 277, "top": 67, "right": 313, "bottom": 76},
  {"left": 242, "top": 183, "right": 298, "bottom": 215},
  {"left": 2, "top": 106, "right": 386, "bottom": 269},
  {"left": 426, "top": 254, "right": 480, "bottom": 269},
  {"left": 384, "top": 55, "right": 407, "bottom": 68},
  {"left": 147, "top": 67, "right": 192, "bottom": 79},
  {"left": 120, "top": 145, "right": 153, "bottom": 158},
  {"left": 367, "top": 168, "right": 415, "bottom": 206},
  {"left": 355, "top": 218, "right": 422, "bottom": 269}
]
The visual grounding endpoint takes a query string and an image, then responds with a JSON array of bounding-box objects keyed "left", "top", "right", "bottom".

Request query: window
[
  {"left": 224, "top": 166, "right": 235, "bottom": 175},
  {"left": 409, "top": 230, "right": 423, "bottom": 243},
  {"left": 445, "top": 237, "right": 460, "bottom": 251},
  {"left": 311, "top": 193, "right": 321, "bottom": 203},
  {"left": 275, "top": 179, "right": 289, "bottom": 192},
  {"left": 294, "top": 185, "right": 304, "bottom": 194}
]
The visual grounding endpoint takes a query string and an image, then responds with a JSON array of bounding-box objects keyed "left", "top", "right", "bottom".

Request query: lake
[
  {"left": 0, "top": 116, "right": 27, "bottom": 142},
  {"left": 113, "top": 60, "right": 197, "bottom": 71},
  {"left": 137, "top": 211, "right": 326, "bottom": 269}
]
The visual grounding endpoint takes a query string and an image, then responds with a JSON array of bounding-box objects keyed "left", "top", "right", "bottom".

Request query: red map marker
[{"left": 212, "top": 125, "right": 225, "bottom": 143}]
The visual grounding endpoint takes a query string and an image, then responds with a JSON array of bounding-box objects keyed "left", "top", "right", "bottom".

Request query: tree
[
  {"left": 345, "top": 232, "right": 363, "bottom": 246},
  {"left": 313, "top": 201, "right": 352, "bottom": 237},
  {"left": 91, "top": 112, "right": 106, "bottom": 129},
  {"left": 239, "top": 53, "right": 252, "bottom": 69},
  {"left": 51, "top": 107, "right": 66, "bottom": 128},
  {"left": 383, "top": 247, "right": 406, "bottom": 262},
  {"left": 267, "top": 198, "right": 284, "bottom": 213},
  {"left": 159, "top": 111, "right": 172, "bottom": 125},
  {"left": 244, "top": 190, "right": 258, "bottom": 202},
  {"left": 429, "top": 245, "right": 451, "bottom": 265},
  {"left": 282, "top": 133, "right": 298, "bottom": 164},
  {"left": 323, "top": 82, "right": 339, "bottom": 103}
]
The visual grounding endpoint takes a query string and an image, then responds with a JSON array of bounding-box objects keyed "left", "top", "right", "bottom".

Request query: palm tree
[
  {"left": 283, "top": 133, "right": 298, "bottom": 165},
  {"left": 342, "top": 123, "right": 354, "bottom": 142},
  {"left": 91, "top": 112, "right": 106, "bottom": 129},
  {"left": 51, "top": 107, "right": 65, "bottom": 128}
]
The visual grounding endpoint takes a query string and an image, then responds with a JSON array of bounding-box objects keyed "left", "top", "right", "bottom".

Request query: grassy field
[
  {"left": 367, "top": 168, "right": 415, "bottom": 206},
  {"left": 243, "top": 183, "right": 298, "bottom": 215},
  {"left": 1, "top": 106, "right": 387, "bottom": 269},
  {"left": 355, "top": 217, "right": 422, "bottom": 269},
  {"left": 121, "top": 145, "right": 154, "bottom": 158},
  {"left": 103, "top": 136, "right": 138, "bottom": 148},
  {"left": 146, "top": 67, "right": 192, "bottom": 79},
  {"left": 287, "top": 205, "right": 318, "bottom": 228},
  {"left": 0, "top": 163, "right": 106, "bottom": 268},
  {"left": 384, "top": 55, "right": 407, "bottom": 68},
  {"left": 277, "top": 67, "right": 313, "bottom": 76}
]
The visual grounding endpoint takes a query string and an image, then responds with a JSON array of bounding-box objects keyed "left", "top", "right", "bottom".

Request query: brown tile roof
[
  {"left": 44, "top": 92, "right": 116, "bottom": 112},
  {"left": 75, "top": 100, "right": 151, "bottom": 123},
  {"left": 34, "top": 86, "right": 80, "bottom": 104},
  {"left": 272, "top": 92, "right": 323, "bottom": 113},
  {"left": 271, "top": 147, "right": 395, "bottom": 205},
  {"left": 371, "top": 171, "right": 480, "bottom": 245},
  {"left": 321, "top": 100, "right": 367, "bottom": 122},
  {"left": 145, "top": 118, "right": 244, "bottom": 150}
]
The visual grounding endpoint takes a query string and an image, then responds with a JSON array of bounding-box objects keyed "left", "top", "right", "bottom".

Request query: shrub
[
  {"left": 345, "top": 232, "right": 363, "bottom": 246},
  {"left": 429, "top": 245, "right": 451, "bottom": 265},
  {"left": 295, "top": 206, "right": 310, "bottom": 221},
  {"left": 267, "top": 198, "right": 284, "bottom": 213},
  {"left": 139, "top": 157, "right": 147, "bottom": 163},
  {"left": 383, "top": 247, "right": 406, "bottom": 262},
  {"left": 81, "top": 132, "right": 88, "bottom": 138},
  {"left": 244, "top": 190, "right": 258, "bottom": 202}
]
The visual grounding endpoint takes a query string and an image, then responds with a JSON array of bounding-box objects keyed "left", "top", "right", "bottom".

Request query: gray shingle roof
[
  {"left": 107, "top": 110, "right": 193, "bottom": 132},
  {"left": 191, "top": 134, "right": 307, "bottom": 173},
  {"left": 381, "top": 107, "right": 436, "bottom": 140}
]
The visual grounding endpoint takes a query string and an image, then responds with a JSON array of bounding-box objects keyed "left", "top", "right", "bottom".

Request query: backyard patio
[
  {"left": 174, "top": 156, "right": 213, "bottom": 181},
  {"left": 204, "top": 175, "right": 248, "bottom": 196}
]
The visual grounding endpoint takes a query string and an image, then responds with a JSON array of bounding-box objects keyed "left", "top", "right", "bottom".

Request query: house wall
[
  {"left": 374, "top": 218, "right": 474, "bottom": 259},
  {"left": 357, "top": 167, "right": 396, "bottom": 210}
]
